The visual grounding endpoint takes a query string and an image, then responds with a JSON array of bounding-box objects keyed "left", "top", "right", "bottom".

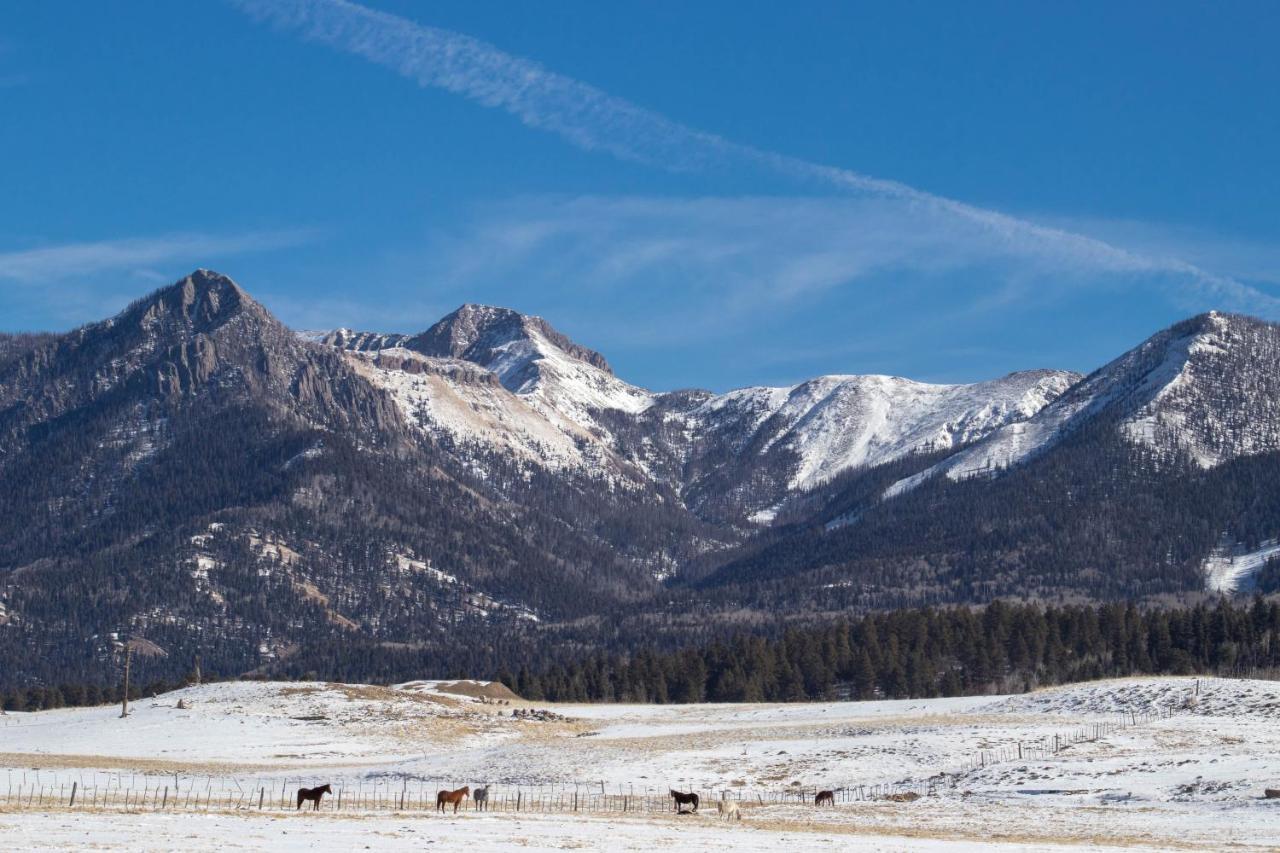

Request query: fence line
[
  {"left": 0, "top": 688, "right": 1194, "bottom": 816},
  {"left": 948, "top": 704, "right": 1182, "bottom": 776}
]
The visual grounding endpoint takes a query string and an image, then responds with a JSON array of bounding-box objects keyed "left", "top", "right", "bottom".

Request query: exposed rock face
[{"left": 407, "top": 304, "right": 614, "bottom": 375}]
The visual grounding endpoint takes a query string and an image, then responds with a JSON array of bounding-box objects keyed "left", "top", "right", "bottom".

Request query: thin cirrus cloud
[
  {"left": 0, "top": 229, "right": 318, "bottom": 328},
  {"left": 418, "top": 195, "right": 1274, "bottom": 332},
  {"left": 0, "top": 229, "right": 317, "bottom": 285},
  {"left": 231, "top": 0, "right": 1280, "bottom": 318}
]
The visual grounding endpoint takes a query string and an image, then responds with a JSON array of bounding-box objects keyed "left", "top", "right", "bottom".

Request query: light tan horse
[
  {"left": 716, "top": 798, "right": 741, "bottom": 820},
  {"left": 436, "top": 785, "right": 470, "bottom": 813}
]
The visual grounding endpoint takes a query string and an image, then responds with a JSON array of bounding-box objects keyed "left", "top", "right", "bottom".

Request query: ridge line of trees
[
  {"left": 502, "top": 598, "right": 1280, "bottom": 703},
  {"left": 5, "top": 598, "right": 1279, "bottom": 712}
]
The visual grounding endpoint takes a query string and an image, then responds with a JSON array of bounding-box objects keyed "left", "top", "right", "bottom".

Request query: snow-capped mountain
[
  {"left": 323, "top": 303, "right": 657, "bottom": 477},
  {"left": 887, "top": 312, "right": 1280, "bottom": 498},
  {"left": 688, "top": 371, "right": 1074, "bottom": 490},
  {"left": 317, "top": 304, "right": 1078, "bottom": 521},
  {"left": 671, "top": 369, "right": 1075, "bottom": 522},
  {"left": 6, "top": 271, "right": 1280, "bottom": 693}
]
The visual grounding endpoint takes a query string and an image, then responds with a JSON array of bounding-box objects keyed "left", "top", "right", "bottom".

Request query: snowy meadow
[{"left": 2, "top": 677, "right": 1279, "bottom": 850}]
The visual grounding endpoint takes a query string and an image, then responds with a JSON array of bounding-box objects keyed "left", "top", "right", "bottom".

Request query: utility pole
[{"left": 120, "top": 645, "right": 133, "bottom": 718}]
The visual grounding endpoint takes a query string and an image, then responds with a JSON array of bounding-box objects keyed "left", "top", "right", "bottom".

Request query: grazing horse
[
  {"left": 815, "top": 790, "right": 835, "bottom": 807},
  {"left": 716, "top": 798, "right": 741, "bottom": 821},
  {"left": 473, "top": 785, "right": 490, "bottom": 811},
  {"left": 436, "top": 785, "right": 470, "bottom": 813},
  {"left": 296, "top": 784, "right": 331, "bottom": 811},
  {"left": 670, "top": 789, "right": 699, "bottom": 813}
]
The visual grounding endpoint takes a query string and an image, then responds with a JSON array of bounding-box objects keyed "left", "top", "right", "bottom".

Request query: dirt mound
[{"left": 431, "top": 680, "right": 521, "bottom": 701}]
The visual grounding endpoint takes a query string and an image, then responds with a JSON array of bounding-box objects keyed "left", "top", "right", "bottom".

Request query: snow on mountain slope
[
  {"left": 324, "top": 306, "right": 656, "bottom": 478},
  {"left": 688, "top": 369, "right": 1077, "bottom": 491},
  {"left": 886, "top": 312, "right": 1280, "bottom": 499},
  {"left": 315, "top": 304, "right": 1076, "bottom": 514},
  {"left": 1202, "top": 539, "right": 1280, "bottom": 593},
  {"left": 407, "top": 304, "right": 653, "bottom": 427},
  {"left": 343, "top": 346, "right": 594, "bottom": 471}
]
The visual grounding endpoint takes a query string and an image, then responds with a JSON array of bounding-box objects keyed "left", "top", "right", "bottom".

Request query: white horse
[
  {"left": 716, "top": 798, "right": 741, "bottom": 821},
  {"left": 473, "top": 785, "right": 490, "bottom": 811}
]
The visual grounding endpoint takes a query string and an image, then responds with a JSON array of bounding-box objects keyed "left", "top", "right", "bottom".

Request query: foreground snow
[
  {"left": 0, "top": 809, "right": 1162, "bottom": 853},
  {"left": 2, "top": 676, "right": 1280, "bottom": 850}
]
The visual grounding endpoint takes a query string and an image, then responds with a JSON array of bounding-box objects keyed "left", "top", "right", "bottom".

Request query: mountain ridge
[
  {"left": 313, "top": 303, "right": 1081, "bottom": 521},
  {"left": 4, "top": 272, "right": 1279, "bottom": 692}
]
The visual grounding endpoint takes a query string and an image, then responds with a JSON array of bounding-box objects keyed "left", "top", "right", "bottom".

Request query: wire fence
[
  {"left": 949, "top": 705, "right": 1182, "bottom": 774},
  {"left": 0, "top": 771, "right": 946, "bottom": 815},
  {"left": 0, "top": 687, "right": 1194, "bottom": 816}
]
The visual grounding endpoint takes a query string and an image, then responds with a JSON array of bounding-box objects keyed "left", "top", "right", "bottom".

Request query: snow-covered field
[{"left": 2, "top": 676, "right": 1279, "bottom": 850}]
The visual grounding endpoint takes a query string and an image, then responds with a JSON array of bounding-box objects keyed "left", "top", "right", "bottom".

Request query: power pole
[{"left": 120, "top": 646, "right": 133, "bottom": 718}]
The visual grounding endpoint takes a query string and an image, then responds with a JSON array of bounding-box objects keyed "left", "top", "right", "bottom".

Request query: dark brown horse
[
  {"left": 436, "top": 785, "right": 470, "bottom": 813},
  {"left": 815, "top": 789, "right": 835, "bottom": 807},
  {"left": 670, "top": 789, "right": 699, "bottom": 813},
  {"left": 296, "top": 784, "right": 331, "bottom": 811}
]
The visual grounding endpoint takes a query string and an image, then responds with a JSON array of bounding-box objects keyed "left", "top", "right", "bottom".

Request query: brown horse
[
  {"left": 436, "top": 785, "right": 470, "bottom": 813},
  {"left": 296, "top": 784, "right": 331, "bottom": 811},
  {"left": 815, "top": 790, "right": 835, "bottom": 807},
  {"left": 670, "top": 789, "right": 699, "bottom": 813}
]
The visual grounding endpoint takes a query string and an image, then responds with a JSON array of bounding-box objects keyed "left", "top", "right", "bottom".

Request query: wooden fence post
[{"left": 69, "top": 782, "right": 77, "bottom": 807}]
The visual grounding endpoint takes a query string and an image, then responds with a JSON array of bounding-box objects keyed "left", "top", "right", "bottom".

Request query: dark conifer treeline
[
  {"left": 510, "top": 598, "right": 1280, "bottom": 703},
  {"left": 5, "top": 597, "right": 1279, "bottom": 711}
]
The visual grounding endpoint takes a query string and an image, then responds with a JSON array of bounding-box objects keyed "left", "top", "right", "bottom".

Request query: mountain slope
[
  {"left": 319, "top": 309, "right": 1078, "bottom": 524},
  {"left": 887, "top": 312, "right": 1280, "bottom": 498},
  {"left": 665, "top": 368, "right": 1077, "bottom": 523},
  {"left": 6, "top": 274, "right": 1276, "bottom": 694},
  {"left": 0, "top": 274, "right": 685, "bottom": 690},
  {"left": 700, "top": 312, "right": 1280, "bottom": 605}
]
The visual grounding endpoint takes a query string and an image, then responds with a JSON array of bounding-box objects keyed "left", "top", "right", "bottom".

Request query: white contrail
[{"left": 231, "top": 0, "right": 1279, "bottom": 314}]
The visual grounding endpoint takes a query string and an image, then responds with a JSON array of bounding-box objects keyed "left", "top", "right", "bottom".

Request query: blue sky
[{"left": 3, "top": 1, "right": 1278, "bottom": 390}]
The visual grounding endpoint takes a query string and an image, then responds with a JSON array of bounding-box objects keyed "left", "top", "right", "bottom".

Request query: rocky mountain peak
[
  {"left": 124, "top": 269, "right": 261, "bottom": 333},
  {"left": 69, "top": 269, "right": 290, "bottom": 369},
  {"left": 406, "top": 303, "right": 613, "bottom": 375}
]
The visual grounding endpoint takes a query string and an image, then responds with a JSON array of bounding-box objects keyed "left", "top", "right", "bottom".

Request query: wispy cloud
[
  {"left": 0, "top": 229, "right": 317, "bottom": 285},
  {"left": 232, "top": 0, "right": 1280, "bottom": 317},
  {"left": 0, "top": 229, "right": 320, "bottom": 331},
  {"left": 418, "top": 196, "right": 1272, "bottom": 329}
]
